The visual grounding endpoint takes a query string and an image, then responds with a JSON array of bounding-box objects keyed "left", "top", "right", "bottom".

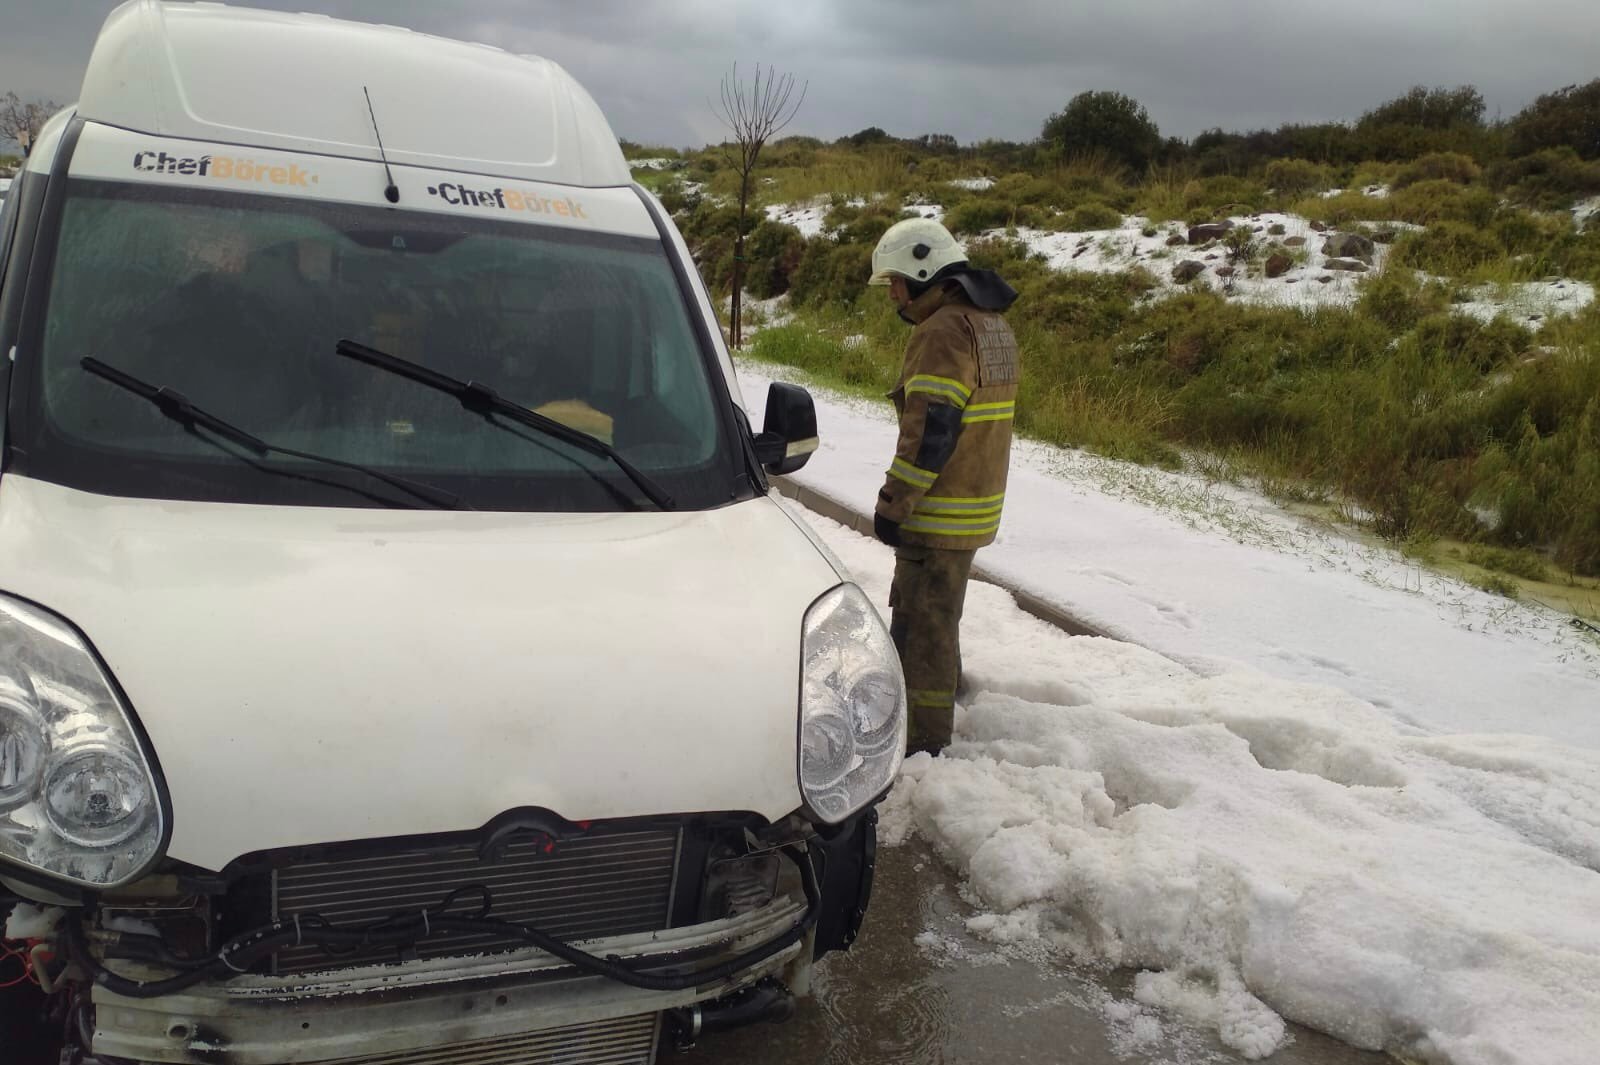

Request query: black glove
[{"left": 874, "top": 512, "right": 902, "bottom": 547}]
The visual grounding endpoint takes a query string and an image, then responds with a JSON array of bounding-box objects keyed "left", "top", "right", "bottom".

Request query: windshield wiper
[
  {"left": 334, "top": 339, "right": 676, "bottom": 511},
  {"left": 81, "top": 358, "right": 467, "bottom": 511}
]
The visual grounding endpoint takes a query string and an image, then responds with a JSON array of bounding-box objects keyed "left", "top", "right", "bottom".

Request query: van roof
[{"left": 77, "top": 0, "right": 631, "bottom": 188}]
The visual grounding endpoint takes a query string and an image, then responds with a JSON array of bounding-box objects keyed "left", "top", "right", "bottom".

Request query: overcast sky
[{"left": 3, "top": 1, "right": 1597, "bottom": 148}]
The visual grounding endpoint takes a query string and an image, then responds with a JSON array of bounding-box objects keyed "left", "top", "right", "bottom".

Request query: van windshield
[{"left": 13, "top": 179, "right": 749, "bottom": 511}]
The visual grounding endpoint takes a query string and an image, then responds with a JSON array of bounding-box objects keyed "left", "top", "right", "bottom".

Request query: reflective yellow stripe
[
  {"left": 905, "top": 375, "right": 973, "bottom": 408},
  {"left": 888, "top": 457, "right": 937, "bottom": 488},
  {"left": 909, "top": 689, "right": 955, "bottom": 709},
  {"left": 916, "top": 492, "right": 1005, "bottom": 517},
  {"left": 901, "top": 515, "right": 1002, "bottom": 536},
  {"left": 962, "top": 401, "right": 1015, "bottom": 424}
]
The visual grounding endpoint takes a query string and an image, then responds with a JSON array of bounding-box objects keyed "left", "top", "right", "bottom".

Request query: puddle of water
[{"left": 683, "top": 837, "right": 1390, "bottom": 1065}]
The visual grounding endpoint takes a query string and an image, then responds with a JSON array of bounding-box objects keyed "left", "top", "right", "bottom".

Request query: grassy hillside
[{"left": 628, "top": 87, "right": 1600, "bottom": 594}]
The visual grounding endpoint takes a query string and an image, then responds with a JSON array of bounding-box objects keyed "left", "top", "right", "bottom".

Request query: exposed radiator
[
  {"left": 270, "top": 827, "right": 680, "bottom": 973},
  {"left": 327, "top": 1013, "right": 660, "bottom": 1065}
]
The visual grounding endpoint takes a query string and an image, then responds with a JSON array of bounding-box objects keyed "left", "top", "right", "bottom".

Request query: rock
[
  {"left": 1373, "top": 229, "right": 1398, "bottom": 245},
  {"left": 1172, "top": 261, "right": 1207, "bottom": 283},
  {"left": 1285, "top": 278, "right": 1300, "bottom": 285},
  {"left": 1166, "top": 234, "right": 1187, "bottom": 247},
  {"left": 1253, "top": 226, "right": 1265, "bottom": 233},
  {"left": 1268, "top": 223, "right": 1287, "bottom": 236},
  {"left": 1324, "top": 257, "right": 1369, "bottom": 272},
  {"left": 1310, "top": 220, "right": 1329, "bottom": 232},
  {"left": 1323, "top": 233, "right": 1376, "bottom": 262},
  {"left": 1072, "top": 247, "right": 1089, "bottom": 259},
  {"left": 1215, "top": 265, "right": 1236, "bottom": 278},
  {"left": 1205, "top": 254, "right": 1220, "bottom": 261},
  {"left": 1187, "top": 222, "right": 1233, "bottom": 244},
  {"left": 1265, "top": 253, "right": 1294, "bottom": 279},
  {"left": 1284, "top": 236, "right": 1308, "bottom": 247},
  {"left": 1317, "top": 275, "right": 1335, "bottom": 284}
]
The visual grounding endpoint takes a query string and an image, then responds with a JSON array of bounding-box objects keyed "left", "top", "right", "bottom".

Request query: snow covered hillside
[
  {"left": 786, "top": 506, "right": 1600, "bottom": 1064},
  {"left": 759, "top": 197, "right": 1596, "bottom": 324}
]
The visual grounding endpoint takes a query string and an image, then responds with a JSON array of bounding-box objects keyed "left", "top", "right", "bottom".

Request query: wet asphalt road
[{"left": 681, "top": 836, "right": 1388, "bottom": 1065}]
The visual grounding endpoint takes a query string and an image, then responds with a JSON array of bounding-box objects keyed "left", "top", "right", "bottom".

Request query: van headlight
[
  {"left": 799, "top": 584, "right": 906, "bottom": 823},
  {"left": 0, "top": 594, "right": 165, "bottom": 888}
]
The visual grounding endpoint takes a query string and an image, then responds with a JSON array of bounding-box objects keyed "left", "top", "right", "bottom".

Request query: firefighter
[{"left": 868, "top": 218, "right": 1020, "bottom": 755}]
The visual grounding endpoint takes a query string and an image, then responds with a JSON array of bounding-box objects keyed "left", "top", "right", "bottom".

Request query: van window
[{"left": 13, "top": 179, "right": 747, "bottom": 511}]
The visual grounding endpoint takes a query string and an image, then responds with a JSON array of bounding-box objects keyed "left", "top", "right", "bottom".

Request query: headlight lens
[
  {"left": 800, "top": 584, "right": 906, "bottom": 822},
  {"left": 0, "top": 594, "right": 164, "bottom": 887}
]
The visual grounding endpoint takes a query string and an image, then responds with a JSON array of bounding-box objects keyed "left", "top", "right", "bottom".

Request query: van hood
[{"left": 0, "top": 476, "right": 844, "bottom": 871}]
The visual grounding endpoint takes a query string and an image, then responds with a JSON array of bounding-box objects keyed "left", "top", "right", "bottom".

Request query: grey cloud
[{"left": 2, "top": 0, "right": 1597, "bottom": 148}]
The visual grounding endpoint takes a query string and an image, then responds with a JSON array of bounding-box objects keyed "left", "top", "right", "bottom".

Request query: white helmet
[{"left": 869, "top": 217, "right": 967, "bottom": 286}]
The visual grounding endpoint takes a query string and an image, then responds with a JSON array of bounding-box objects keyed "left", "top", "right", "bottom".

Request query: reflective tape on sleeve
[
  {"left": 905, "top": 375, "right": 973, "bottom": 408},
  {"left": 888, "top": 457, "right": 938, "bottom": 489}
]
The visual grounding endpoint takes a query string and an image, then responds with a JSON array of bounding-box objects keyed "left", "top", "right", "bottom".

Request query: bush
[
  {"left": 742, "top": 221, "right": 807, "bottom": 300},
  {"left": 945, "top": 198, "right": 1017, "bottom": 235},
  {"left": 788, "top": 241, "right": 873, "bottom": 308},
  {"left": 1490, "top": 208, "right": 1566, "bottom": 257},
  {"left": 1464, "top": 545, "right": 1551, "bottom": 582},
  {"left": 1508, "top": 79, "right": 1600, "bottom": 160},
  {"left": 1356, "top": 269, "right": 1452, "bottom": 331},
  {"left": 1387, "top": 180, "right": 1498, "bottom": 226},
  {"left": 824, "top": 199, "right": 903, "bottom": 245},
  {"left": 1488, "top": 148, "right": 1600, "bottom": 209},
  {"left": 1041, "top": 91, "right": 1162, "bottom": 172},
  {"left": 1402, "top": 313, "right": 1532, "bottom": 373},
  {"left": 1064, "top": 201, "right": 1124, "bottom": 231},
  {"left": 1265, "top": 158, "right": 1335, "bottom": 194},
  {"left": 1392, "top": 152, "right": 1481, "bottom": 189},
  {"left": 990, "top": 173, "right": 1064, "bottom": 206},
  {"left": 1392, "top": 222, "right": 1505, "bottom": 274}
]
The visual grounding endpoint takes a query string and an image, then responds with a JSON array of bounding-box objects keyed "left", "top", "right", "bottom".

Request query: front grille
[
  {"left": 328, "top": 1013, "right": 659, "bottom": 1065},
  {"left": 271, "top": 827, "right": 680, "bottom": 973}
]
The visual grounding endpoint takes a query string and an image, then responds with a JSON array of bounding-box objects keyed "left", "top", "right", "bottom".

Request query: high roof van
[{"left": 0, "top": 4, "right": 904, "bottom": 1062}]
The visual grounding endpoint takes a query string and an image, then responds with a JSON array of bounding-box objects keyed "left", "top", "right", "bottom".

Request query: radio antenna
[{"left": 363, "top": 86, "right": 400, "bottom": 204}]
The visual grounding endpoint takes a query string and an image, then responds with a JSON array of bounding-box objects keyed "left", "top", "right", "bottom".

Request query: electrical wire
[{"left": 68, "top": 845, "right": 821, "bottom": 999}]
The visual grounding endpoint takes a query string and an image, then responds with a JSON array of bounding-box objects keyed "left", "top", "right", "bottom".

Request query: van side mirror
[{"left": 752, "top": 382, "right": 818, "bottom": 476}]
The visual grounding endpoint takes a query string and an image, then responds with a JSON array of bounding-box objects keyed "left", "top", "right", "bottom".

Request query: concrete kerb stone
[{"left": 772, "top": 477, "right": 1107, "bottom": 640}]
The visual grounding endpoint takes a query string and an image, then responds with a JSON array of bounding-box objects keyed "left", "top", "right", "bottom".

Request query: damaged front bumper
[{"left": 89, "top": 895, "right": 809, "bottom": 1064}]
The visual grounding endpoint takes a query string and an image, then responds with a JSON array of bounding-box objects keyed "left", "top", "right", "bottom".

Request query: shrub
[
  {"left": 1356, "top": 270, "right": 1452, "bottom": 331},
  {"left": 824, "top": 199, "right": 903, "bottom": 245},
  {"left": 1064, "top": 201, "right": 1124, "bottom": 231},
  {"left": 1387, "top": 180, "right": 1498, "bottom": 226},
  {"left": 991, "top": 173, "right": 1064, "bottom": 206},
  {"left": 945, "top": 198, "right": 1017, "bottom": 235},
  {"left": 1392, "top": 223, "right": 1504, "bottom": 274},
  {"left": 742, "top": 221, "right": 807, "bottom": 300},
  {"left": 1490, "top": 208, "right": 1566, "bottom": 257},
  {"left": 1265, "top": 158, "right": 1334, "bottom": 194},
  {"left": 789, "top": 241, "right": 873, "bottom": 308},
  {"left": 1487, "top": 148, "right": 1600, "bottom": 209},
  {"left": 1465, "top": 545, "right": 1552, "bottom": 582},
  {"left": 1041, "top": 91, "right": 1162, "bottom": 172},
  {"left": 1507, "top": 79, "right": 1600, "bottom": 160},
  {"left": 1360, "top": 85, "right": 1487, "bottom": 133},
  {"left": 1392, "top": 152, "right": 1481, "bottom": 189},
  {"left": 1402, "top": 313, "right": 1532, "bottom": 373}
]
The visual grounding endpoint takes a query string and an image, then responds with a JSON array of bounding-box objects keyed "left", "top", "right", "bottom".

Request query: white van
[{"left": 0, "top": 3, "right": 904, "bottom": 1062}]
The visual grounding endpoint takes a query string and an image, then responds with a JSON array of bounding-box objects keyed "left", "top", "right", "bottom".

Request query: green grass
[
  {"left": 1464, "top": 545, "right": 1552, "bottom": 582},
  {"left": 672, "top": 133, "right": 1600, "bottom": 586}
]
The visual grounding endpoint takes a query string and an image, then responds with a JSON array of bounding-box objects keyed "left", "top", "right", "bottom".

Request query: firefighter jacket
[{"left": 875, "top": 282, "right": 1020, "bottom": 550}]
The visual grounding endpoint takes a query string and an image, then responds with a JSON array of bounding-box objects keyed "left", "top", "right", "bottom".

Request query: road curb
[{"left": 773, "top": 477, "right": 1108, "bottom": 640}]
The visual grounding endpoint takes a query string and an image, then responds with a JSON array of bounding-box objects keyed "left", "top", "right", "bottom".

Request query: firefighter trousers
[{"left": 888, "top": 545, "right": 977, "bottom": 754}]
